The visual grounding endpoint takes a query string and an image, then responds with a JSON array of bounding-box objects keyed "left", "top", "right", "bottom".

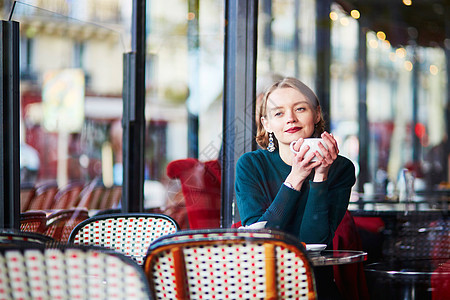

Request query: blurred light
[
  {"left": 429, "top": 64, "right": 439, "bottom": 75},
  {"left": 389, "top": 52, "right": 397, "bottom": 62},
  {"left": 368, "top": 39, "right": 378, "bottom": 49},
  {"left": 404, "top": 61, "right": 413, "bottom": 71},
  {"left": 329, "top": 11, "right": 338, "bottom": 21},
  {"left": 381, "top": 40, "right": 391, "bottom": 49},
  {"left": 415, "top": 123, "right": 426, "bottom": 139},
  {"left": 79, "top": 154, "right": 90, "bottom": 168},
  {"left": 403, "top": 0, "right": 412, "bottom": 6},
  {"left": 340, "top": 17, "right": 349, "bottom": 26},
  {"left": 187, "top": 12, "right": 196, "bottom": 20},
  {"left": 350, "top": 10, "right": 360, "bottom": 19},
  {"left": 376, "top": 31, "right": 386, "bottom": 40},
  {"left": 396, "top": 48, "right": 407, "bottom": 58}
]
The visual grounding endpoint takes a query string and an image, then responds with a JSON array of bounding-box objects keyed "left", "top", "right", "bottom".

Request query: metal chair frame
[{"left": 0, "top": 228, "right": 54, "bottom": 245}]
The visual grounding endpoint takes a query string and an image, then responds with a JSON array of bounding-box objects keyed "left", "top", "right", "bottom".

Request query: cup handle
[{"left": 290, "top": 140, "right": 300, "bottom": 154}]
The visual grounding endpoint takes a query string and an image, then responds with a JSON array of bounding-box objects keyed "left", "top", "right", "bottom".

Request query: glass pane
[
  {"left": 15, "top": 0, "right": 225, "bottom": 231},
  {"left": 145, "top": 0, "right": 224, "bottom": 229},
  {"left": 13, "top": 1, "right": 125, "bottom": 214},
  {"left": 256, "top": 0, "right": 449, "bottom": 211}
]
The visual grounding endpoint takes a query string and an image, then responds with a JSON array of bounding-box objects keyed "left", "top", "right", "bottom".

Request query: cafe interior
[{"left": 1, "top": 0, "right": 449, "bottom": 299}]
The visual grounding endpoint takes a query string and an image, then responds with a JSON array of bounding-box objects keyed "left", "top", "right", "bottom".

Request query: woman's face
[{"left": 261, "top": 87, "right": 320, "bottom": 148}]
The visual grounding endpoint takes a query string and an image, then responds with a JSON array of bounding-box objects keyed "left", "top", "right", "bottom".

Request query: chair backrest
[
  {"left": 44, "top": 208, "right": 90, "bottom": 242},
  {"left": 0, "top": 229, "right": 54, "bottom": 245},
  {"left": 20, "top": 210, "right": 48, "bottom": 233},
  {"left": 144, "top": 229, "right": 317, "bottom": 300},
  {"left": 20, "top": 185, "right": 36, "bottom": 212},
  {"left": 0, "top": 244, "right": 151, "bottom": 299},
  {"left": 51, "top": 181, "right": 85, "bottom": 209},
  {"left": 28, "top": 181, "right": 58, "bottom": 210},
  {"left": 77, "top": 180, "right": 107, "bottom": 210},
  {"left": 68, "top": 213, "right": 179, "bottom": 265},
  {"left": 95, "top": 185, "right": 122, "bottom": 210},
  {"left": 166, "top": 158, "right": 221, "bottom": 229}
]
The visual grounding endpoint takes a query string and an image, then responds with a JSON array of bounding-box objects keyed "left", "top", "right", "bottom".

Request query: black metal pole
[
  {"left": 187, "top": 0, "right": 199, "bottom": 158},
  {"left": 411, "top": 47, "right": 420, "bottom": 164},
  {"left": 357, "top": 21, "right": 369, "bottom": 198},
  {"left": 122, "top": 0, "right": 146, "bottom": 212},
  {"left": 445, "top": 11, "right": 450, "bottom": 182},
  {"left": 0, "top": 21, "right": 20, "bottom": 229},
  {"left": 315, "top": 0, "right": 331, "bottom": 132},
  {"left": 222, "top": 0, "right": 258, "bottom": 228}
]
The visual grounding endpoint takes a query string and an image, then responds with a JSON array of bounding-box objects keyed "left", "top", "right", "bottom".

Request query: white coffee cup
[{"left": 289, "top": 138, "right": 328, "bottom": 162}]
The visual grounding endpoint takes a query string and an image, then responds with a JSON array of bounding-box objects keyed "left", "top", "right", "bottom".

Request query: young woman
[{"left": 235, "top": 77, "right": 356, "bottom": 247}]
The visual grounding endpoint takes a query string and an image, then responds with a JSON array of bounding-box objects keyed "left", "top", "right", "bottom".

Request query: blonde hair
[{"left": 256, "top": 77, "right": 325, "bottom": 149}]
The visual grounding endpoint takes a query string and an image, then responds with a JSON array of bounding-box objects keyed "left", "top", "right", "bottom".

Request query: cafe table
[
  {"left": 308, "top": 250, "right": 368, "bottom": 266},
  {"left": 307, "top": 250, "right": 368, "bottom": 300},
  {"left": 365, "top": 258, "right": 450, "bottom": 300}
]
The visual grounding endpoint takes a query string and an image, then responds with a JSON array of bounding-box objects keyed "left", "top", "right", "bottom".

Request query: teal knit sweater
[{"left": 235, "top": 149, "right": 356, "bottom": 246}]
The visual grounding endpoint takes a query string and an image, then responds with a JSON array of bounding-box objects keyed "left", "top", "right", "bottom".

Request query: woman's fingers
[{"left": 322, "top": 132, "right": 339, "bottom": 154}]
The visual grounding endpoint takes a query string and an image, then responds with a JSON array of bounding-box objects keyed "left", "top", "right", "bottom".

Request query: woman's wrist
[
  {"left": 313, "top": 172, "right": 328, "bottom": 182},
  {"left": 284, "top": 175, "right": 303, "bottom": 191},
  {"left": 284, "top": 181, "right": 300, "bottom": 191}
]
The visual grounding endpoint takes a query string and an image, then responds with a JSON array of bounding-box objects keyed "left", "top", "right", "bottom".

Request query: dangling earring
[{"left": 267, "top": 132, "right": 275, "bottom": 152}]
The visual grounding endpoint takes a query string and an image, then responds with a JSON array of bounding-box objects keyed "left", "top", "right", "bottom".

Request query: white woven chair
[
  {"left": 68, "top": 213, "right": 179, "bottom": 265},
  {"left": 144, "top": 228, "right": 317, "bottom": 300},
  {"left": 0, "top": 244, "right": 150, "bottom": 299}
]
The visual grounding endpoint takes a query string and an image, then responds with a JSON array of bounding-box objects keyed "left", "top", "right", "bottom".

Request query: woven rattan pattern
[
  {"left": 145, "top": 229, "right": 316, "bottom": 300},
  {"left": 0, "top": 246, "right": 150, "bottom": 299},
  {"left": 71, "top": 215, "right": 178, "bottom": 265}
]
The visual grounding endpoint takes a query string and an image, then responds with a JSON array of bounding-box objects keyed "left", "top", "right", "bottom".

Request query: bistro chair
[
  {"left": 20, "top": 183, "right": 36, "bottom": 212},
  {"left": 27, "top": 181, "right": 59, "bottom": 210},
  {"left": 68, "top": 213, "right": 179, "bottom": 265},
  {"left": 0, "top": 244, "right": 151, "bottom": 299},
  {"left": 20, "top": 210, "right": 48, "bottom": 233},
  {"left": 77, "top": 179, "right": 106, "bottom": 210},
  {"left": 44, "top": 208, "right": 90, "bottom": 242},
  {"left": 144, "top": 228, "right": 317, "bottom": 300},
  {"left": 51, "top": 181, "right": 85, "bottom": 209},
  {"left": 0, "top": 228, "right": 54, "bottom": 245},
  {"left": 166, "top": 158, "right": 221, "bottom": 229}
]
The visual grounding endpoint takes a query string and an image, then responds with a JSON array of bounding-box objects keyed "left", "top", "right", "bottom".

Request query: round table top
[
  {"left": 365, "top": 259, "right": 450, "bottom": 278},
  {"left": 308, "top": 250, "right": 368, "bottom": 266}
]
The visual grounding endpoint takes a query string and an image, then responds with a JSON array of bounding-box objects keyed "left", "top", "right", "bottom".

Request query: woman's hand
[
  {"left": 313, "top": 132, "right": 339, "bottom": 181},
  {"left": 285, "top": 138, "right": 321, "bottom": 190}
]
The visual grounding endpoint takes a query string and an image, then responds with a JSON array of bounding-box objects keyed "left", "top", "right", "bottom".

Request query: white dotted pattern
[
  {"left": 148, "top": 233, "right": 314, "bottom": 300},
  {"left": 73, "top": 216, "right": 177, "bottom": 265},
  {"left": 0, "top": 248, "right": 150, "bottom": 300}
]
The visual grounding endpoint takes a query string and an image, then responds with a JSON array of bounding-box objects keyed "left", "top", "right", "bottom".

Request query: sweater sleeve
[
  {"left": 300, "top": 157, "right": 356, "bottom": 245},
  {"left": 235, "top": 153, "right": 300, "bottom": 230}
]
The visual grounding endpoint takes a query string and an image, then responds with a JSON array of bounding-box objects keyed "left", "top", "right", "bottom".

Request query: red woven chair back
[
  {"left": 20, "top": 186, "right": 36, "bottom": 212},
  {"left": 27, "top": 182, "right": 58, "bottom": 210},
  {"left": 44, "top": 208, "right": 89, "bottom": 242},
  {"left": 51, "top": 182, "right": 84, "bottom": 209},
  {"left": 20, "top": 210, "right": 47, "bottom": 233}
]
